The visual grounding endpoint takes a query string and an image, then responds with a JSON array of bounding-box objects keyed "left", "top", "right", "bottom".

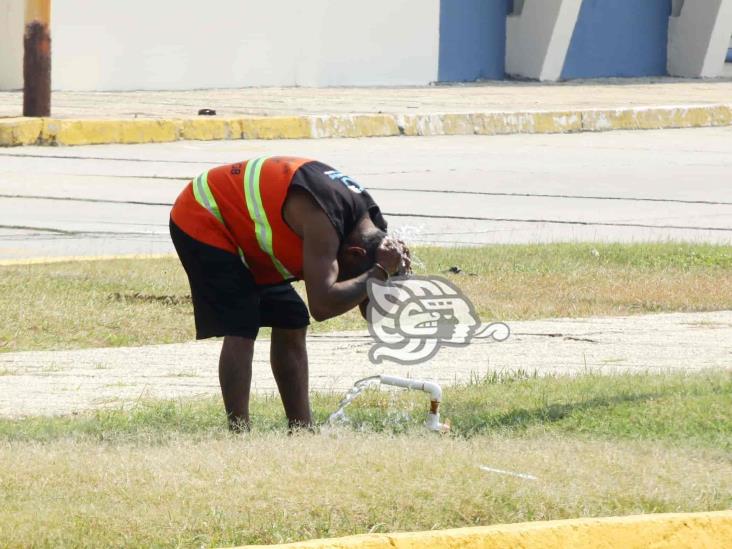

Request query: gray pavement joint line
[
  {"left": 370, "top": 188, "right": 732, "bottom": 207},
  {"left": 4, "top": 188, "right": 732, "bottom": 210},
  {"left": 0, "top": 224, "right": 162, "bottom": 237},
  {"left": 387, "top": 213, "right": 732, "bottom": 232},
  {"left": 0, "top": 194, "right": 171, "bottom": 207},
  {"left": 6, "top": 181, "right": 732, "bottom": 207},
  {"left": 0, "top": 152, "right": 214, "bottom": 164},
  {"left": 74, "top": 174, "right": 188, "bottom": 181},
  {"left": 1, "top": 193, "right": 731, "bottom": 234},
  {"left": 0, "top": 224, "right": 74, "bottom": 235}
]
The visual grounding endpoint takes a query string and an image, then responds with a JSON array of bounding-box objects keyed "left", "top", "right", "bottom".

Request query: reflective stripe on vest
[
  {"left": 192, "top": 171, "right": 222, "bottom": 223},
  {"left": 243, "top": 157, "right": 293, "bottom": 280},
  {"left": 192, "top": 170, "right": 249, "bottom": 267}
]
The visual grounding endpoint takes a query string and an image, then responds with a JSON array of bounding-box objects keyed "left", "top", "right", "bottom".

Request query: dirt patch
[{"left": 109, "top": 292, "right": 191, "bottom": 306}]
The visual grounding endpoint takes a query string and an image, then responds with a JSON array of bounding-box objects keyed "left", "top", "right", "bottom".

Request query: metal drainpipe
[{"left": 23, "top": 0, "right": 52, "bottom": 117}]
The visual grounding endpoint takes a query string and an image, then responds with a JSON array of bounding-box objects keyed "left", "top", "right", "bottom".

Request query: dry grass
[
  {"left": 0, "top": 371, "right": 729, "bottom": 546},
  {"left": 456, "top": 269, "right": 730, "bottom": 320},
  {"left": 1, "top": 242, "right": 731, "bottom": 352},
  {"left": 420, "top": 243, "right": 732, "bottom": 321},
  {"left": 1, "top": 258, "right": 192, "bottom": 352},
  {"left": 1, "top": 433, "right": 730, "bottom": 547}
]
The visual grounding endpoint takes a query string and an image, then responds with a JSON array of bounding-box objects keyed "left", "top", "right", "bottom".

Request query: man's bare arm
[
  {"left": 300, "top": 201, "right": 387, "bottom": 321},
  {"left": 358, "top": 298, "right": 369, "bottom": 320}
]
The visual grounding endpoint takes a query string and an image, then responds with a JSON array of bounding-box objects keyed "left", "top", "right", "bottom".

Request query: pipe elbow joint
[{"left": 421, "top": 381, "right": 442, "bottom": 403}]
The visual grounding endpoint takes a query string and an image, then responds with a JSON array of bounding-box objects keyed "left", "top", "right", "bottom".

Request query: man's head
[{"left": 337, "top": 224, "right": 387, "bottom": 281}]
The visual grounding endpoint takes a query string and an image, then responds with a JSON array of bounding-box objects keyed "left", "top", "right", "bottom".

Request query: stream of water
[{"left": 327, "top": 375, "right": 382, "bottom": 425}]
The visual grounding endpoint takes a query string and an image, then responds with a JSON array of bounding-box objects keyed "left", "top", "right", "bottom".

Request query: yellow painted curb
[
  {"left": 582, "top": 105, "right": 732, "bottom": 132},
  {"left": 0, "top": 253, "right": 176, "bottom": 267},
  {"left": 240, "top": 116, "right": 313, "bottom": 140},
  {"left": 311, "top": 114, "right": 400, "bottom": 139},
  {"left": 0, "top": 117, "right": 44, "bottom": 145},
  {"left": 241, "top": 511, "right": 732, "bottom": 548},
  {"left": 1, "top": 104, "right": 731, "bottom": 146},
  {"left": 40, "top": 118, "right": 180, "bottom": 146}
]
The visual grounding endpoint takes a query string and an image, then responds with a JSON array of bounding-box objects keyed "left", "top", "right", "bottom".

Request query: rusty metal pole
[{"left": 23, "top": 0, "right": 52, "bottom": 117}]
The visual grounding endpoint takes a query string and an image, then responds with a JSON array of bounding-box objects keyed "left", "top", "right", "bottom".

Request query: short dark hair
[
  {"left": 336, "top": 227, "right": 388, "bottom": 281},
  {"left": 351, "top": 228, "right": 387, "bottom": 262},
  {"left": 360, "top": 229, "right": 386, "bottom": 263}
]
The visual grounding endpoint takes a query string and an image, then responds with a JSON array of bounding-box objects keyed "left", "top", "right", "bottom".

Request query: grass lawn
[
  {"left": 0, "top": 371, "right": 730, "bottom": 547},
  {"left": 1, "top": 242, "right": 731, "bottom": 352}
]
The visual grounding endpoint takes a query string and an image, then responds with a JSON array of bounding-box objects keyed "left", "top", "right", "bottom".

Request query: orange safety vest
[{"left": 171, "top": 156, "right": 309, "bottom": 285}]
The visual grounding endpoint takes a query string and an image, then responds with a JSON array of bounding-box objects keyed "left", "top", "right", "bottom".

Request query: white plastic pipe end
[{"left": 425, "top": 412, "right": 450, "bottom": 433}]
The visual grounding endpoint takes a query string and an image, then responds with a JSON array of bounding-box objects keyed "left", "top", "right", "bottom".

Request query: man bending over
[{"left": 170, "top": 156, "right": 410, "bottom": 431}]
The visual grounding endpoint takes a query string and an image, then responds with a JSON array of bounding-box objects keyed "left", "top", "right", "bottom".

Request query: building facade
[{"left": 1, "top": 0, "right": 731, "bottom": 91}]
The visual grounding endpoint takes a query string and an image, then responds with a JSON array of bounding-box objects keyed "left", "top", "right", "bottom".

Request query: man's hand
[
  {"left": 376, "top": 236, "right": 412, "bottom": 276},
  {"left": 396, "top": 239, "right": 413, "bottom": 275}
]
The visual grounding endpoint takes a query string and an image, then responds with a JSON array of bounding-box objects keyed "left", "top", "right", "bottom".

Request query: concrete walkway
[
  {"left": 2, "top": 79, "right": 732, "bottom": 146},
  {"left": 1, "top": 310, "right": 730, "bottom": 418},
  {"left": 2, "top": 79, "right": 732, "bottom": 118}
]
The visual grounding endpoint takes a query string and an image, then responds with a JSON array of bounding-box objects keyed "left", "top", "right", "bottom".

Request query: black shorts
[{"left": 170, "top": 220, "right": 310, "bottom": 339}]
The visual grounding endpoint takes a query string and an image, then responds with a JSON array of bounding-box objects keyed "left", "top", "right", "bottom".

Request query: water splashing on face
[
  {"left": 389, "top": 225, "right": 424, "bottom": 272},
  {"left": 327, "top": 375, "right": 381, "bottom": 425}
]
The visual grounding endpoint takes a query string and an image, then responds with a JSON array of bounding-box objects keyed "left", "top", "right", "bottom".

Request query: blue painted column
[
  {"left": 562, "top": 0, "right": 672, "bottom": 79},
  {"left": 438, "top": 0, "right": 511, "bottom": 82}
]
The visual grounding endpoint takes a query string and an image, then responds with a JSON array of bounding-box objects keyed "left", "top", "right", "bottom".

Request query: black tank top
[{"left": 290, "top": 161, "right": 387, "bottom": 242}]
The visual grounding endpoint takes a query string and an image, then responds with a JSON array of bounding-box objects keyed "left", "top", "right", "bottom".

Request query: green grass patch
[
  {"left": 0, "top": 371, "right": 730, "bottom": 547},
  {"left": 418, "top": 241, "right": 732, "bottom": 273},
  {"left": 2, "top": 371, "right": 729, "bottom": 450},
  {"left": 1, "top": 242, "right": 731, "bottom": 352}
]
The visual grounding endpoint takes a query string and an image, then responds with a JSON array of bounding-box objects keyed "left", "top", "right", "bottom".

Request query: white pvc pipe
[
  {"left": 378, "top": 375, "right": 442, "bottom": 402},
  {"left": 378, "top": 375, "right": 448, "bottom": 432},
  {"left": 425, "top": 410, "right": 446, "bottom": 432}
]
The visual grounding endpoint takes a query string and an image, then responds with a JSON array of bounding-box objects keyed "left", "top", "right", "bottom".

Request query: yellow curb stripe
[
  {"left": 0, "top": 118, "right": 44, "bottom": 145},
  {"left": 0, "top": 253, "right": 176, "bottom": 267},
  {"left": 1, "top": 105, "right": 731, "bottom": 147},
  {"left": 240, "top": 510, "right": 732, "bottom": 548}
]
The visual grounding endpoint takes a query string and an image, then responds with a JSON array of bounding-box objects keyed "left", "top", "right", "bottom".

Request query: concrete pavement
[
  {"left": 3, "top": 79, "right": 732, "bottom": 118},
  {"left": 2, "top": 79, "right": 732, "bottom": 145},
  {"left": 1, "top": 128, "right": 731, "bottom": 260},
  {"left": 1, "top": 310, "right": 730, "bottom": 418},
  {"left": 1, "top": 123, "right": 730, "bottom": 419}
]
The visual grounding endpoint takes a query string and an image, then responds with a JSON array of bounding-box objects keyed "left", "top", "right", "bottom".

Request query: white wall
[
  {"left": 668, "top": 0, "right": 732, "bottom": 77},
  {"left": 298, "top": 0, "right": 439, "bottom": 86},
  {"left": 0, "top": 0, "right": 24, "bottom": 90},
  {"left": 32, "top": 0, "right": 438, "bottom": 91},
  {"left": 506, "top": 0, "right": 582, "bottom": 81}
]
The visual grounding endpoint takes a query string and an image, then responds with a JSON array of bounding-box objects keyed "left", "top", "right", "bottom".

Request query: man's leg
[
  {"left": 270, "top": 327, "right": 311, "bottom": 428},
  {"left": 219, "top": 335, "right": 255, "bottom": 432}
]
